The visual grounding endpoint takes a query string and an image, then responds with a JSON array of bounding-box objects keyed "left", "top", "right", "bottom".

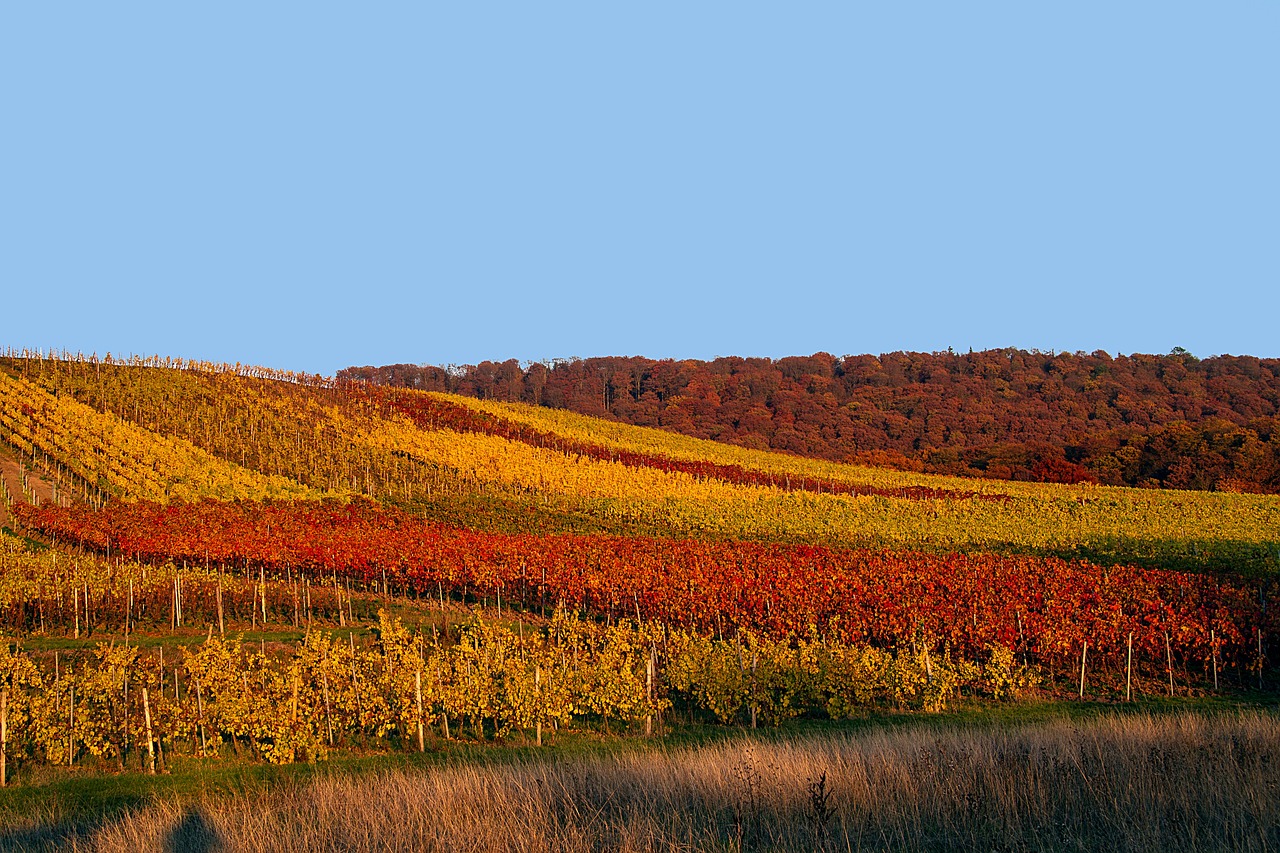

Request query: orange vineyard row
[{"left": 15, "top": 499, "right": 1274, "bottom": 681}]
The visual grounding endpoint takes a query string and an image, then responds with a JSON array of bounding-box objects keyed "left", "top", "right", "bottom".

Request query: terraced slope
[{"left": 2, "top": 355, "right": 1278, "bottom": 572}]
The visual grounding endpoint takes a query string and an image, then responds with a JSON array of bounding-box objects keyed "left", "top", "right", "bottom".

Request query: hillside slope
[
  {"left": 341, "top": 349, "right": 1280, "bottom": 492},
  {"left": 2, "top": 354, "right": 1278, "bottom": 573}
]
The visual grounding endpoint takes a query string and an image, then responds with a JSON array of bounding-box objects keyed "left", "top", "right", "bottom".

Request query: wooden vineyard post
[
  {"left": 415, "top": 670, "right": 425, "bottom": 753},
  {"left": 195, "top": 680, "right": 207, "bottom": 752},
  {"left": 68, "top": 685, "right": 75, "bottom": 767},
  {"left": 645, "top": 653, "right": 654, "bottom": 737},
  {"left": 322, "top": 668, "right": 333, "bottom": 747},
  {"left": 142, "top": 687, "right": 156, "bottom": 775},
  {"left": 1126, "top": 632, "right": 1133, "bottom": 702},
  {"left": 336, "top": 573, "right": 345, "bottom": 628},
  {"left": 260, "top": 566, "right": 267, "bottom": 627},
  {"left": 217, "top": 571, "right": 225, "bottom": 637},
  {"left": 1078, "top": 641, "right": 1088, "bottom": 700},
  {"left": 125, "top": 578, "right": 133, "bottom": 638},
  {"left": 1, "top": 689, "right": 7, "bottom": 788},
  {"left": 1211, "top": 628, "right": 1219, "bottom": 691},
  {"left": 1016, "top": 610, "right": 1027, "bottom": 666},
  {"left": 291, "top": 671, "right": 299, "bottom": 723},
  {"left": 1165, "top": 631, "right": 1175, "bottom": 697},
  {"left": 349, "top": 633, "right": 358, "bottom": 681},
  {"left": 535, "top": 665, "right": 543, "bottom": 747},
  {"left": 1259, "top": 629, "right": 1266, "bottom": 690},
  {"left": 73, "top": 586, "right": 79, "bottom": 639}
]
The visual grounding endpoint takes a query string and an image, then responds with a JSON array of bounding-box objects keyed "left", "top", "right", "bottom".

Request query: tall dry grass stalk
[{"left": 11, "top": 711, "right": 1280, "bottom": 852}]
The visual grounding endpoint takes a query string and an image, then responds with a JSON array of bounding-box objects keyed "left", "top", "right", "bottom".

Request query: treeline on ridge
[{"left": 340, "top": 349, "right": 1280, "bottom": 493}]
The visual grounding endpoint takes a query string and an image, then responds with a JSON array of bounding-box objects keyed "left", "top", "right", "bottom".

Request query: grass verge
[{"left": 1, "top": 695, "right": 1276, "bottom": 851}]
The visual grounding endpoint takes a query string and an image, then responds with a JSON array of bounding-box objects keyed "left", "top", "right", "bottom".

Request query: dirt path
[
  {"left": 0, "top": 448, "right": 69, "bottom": 528},
  {"left": 0, "top": 450, "right": 21, "bottom": 527}
]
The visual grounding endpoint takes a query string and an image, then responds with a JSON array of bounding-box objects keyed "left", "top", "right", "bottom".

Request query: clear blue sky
[{"left": 4, "top": 4, "right": 1277, "bottom": 375}]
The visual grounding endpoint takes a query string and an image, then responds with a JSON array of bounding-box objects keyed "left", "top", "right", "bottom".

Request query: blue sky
[{"left": 3, "top": 4, "right": 1277, "bottom": 375}]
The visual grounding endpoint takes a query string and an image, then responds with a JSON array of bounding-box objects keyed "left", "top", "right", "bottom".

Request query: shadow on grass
[
  {"left": 2, "top": 695, "right": 1277, "bottom": 849},
  {"left": 164, "top": 808, "right": 224, "bottom": 853},
  {"left": 0, "top": 805, "right": 224, "bottom": 853}
]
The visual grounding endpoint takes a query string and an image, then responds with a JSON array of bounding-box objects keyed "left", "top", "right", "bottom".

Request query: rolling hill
[
  {"left": 0, "top": 350, "right": 1276, "bottom": 784},
  {"left": 341, "top": 349, "right": 1280, "bottom": 492}
]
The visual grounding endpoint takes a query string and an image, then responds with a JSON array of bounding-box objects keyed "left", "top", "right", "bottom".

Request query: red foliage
[
  {"left": 341, "top": 350, "right": 1280, "bottom": 492},
  {"left": 18, "top": 499, "right": 1269, "bottom": 674},
  {"left": 355, "top": 384, "right": 1008, "bottom": 502}
]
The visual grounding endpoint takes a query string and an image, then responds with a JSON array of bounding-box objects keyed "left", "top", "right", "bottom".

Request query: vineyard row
[
  {"left": 11, "top": 500, "right": 1275, "bottom": 683},
  {"left": 0, "top": 609, "right": 1229, "bottom": 781}
]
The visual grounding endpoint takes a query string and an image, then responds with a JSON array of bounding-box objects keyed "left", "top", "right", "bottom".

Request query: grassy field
[
  {"left": 2, "top": 358, "right": 1279, "bottom": 849},
  {"left": 3, "top": 703, "right": 1277, "bottom": 852}
]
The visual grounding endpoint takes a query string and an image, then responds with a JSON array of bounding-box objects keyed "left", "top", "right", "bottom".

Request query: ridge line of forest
[{"left": 340, "top": 349, "right": 1280, "bottom": 493}]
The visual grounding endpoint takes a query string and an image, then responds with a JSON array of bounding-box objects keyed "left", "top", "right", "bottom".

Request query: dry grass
[{"left": 12, "top": 711, "right": 1280, "bottom": 852}]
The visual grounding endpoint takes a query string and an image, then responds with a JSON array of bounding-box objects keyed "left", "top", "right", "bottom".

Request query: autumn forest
[{"left": 343, "top": 349, "right": 1280, "bottom": 492}]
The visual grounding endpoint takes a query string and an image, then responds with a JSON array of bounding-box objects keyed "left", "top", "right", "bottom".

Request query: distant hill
[
  {"left": 340, "top": 349, "right": 1280, "bottom": 493},
  {"left": 3, "top": 352, "right": 1278, "bottom": 574}
]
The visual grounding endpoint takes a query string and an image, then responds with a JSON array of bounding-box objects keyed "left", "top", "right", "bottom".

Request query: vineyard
[
  {"left": 0, "top": 526, "right": 1254, "bottom": 773},
  {"left": 0, "top": 352, "right": 1277, "bottom": 782},
  {"left": 4, "top": 353, "right": 1278, "bottom": 570},
  {"left": 11, "top": 500, "right": 1271, "bottom": 676},
  {"left": 343, "top": 350, "right": 1280, "bottom": 492}
]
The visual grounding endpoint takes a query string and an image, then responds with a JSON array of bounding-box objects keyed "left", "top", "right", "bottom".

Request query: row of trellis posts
[{"left": 1075, "top": 627, "right": 1266, "bottom": 702}]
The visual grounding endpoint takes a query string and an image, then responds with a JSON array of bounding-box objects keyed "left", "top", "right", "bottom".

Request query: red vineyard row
[
  {"left": 363, "top": 386, "right": 1010, "bottom": 502},
  {"left": 14, "top": 499, "right": 1271, "bottom": 677}
]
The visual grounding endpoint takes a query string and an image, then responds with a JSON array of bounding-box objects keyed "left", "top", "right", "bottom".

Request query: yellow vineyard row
[
  {"left": 0, "top": 372, "right": 313, "bottom": 503},
  {"left": 365, "top": 410, "right": 1278, "bottom": 557},
  {"left": 449, "top": 393, "right": 1016, "bottom": 492},
  {"left": 1, "top": 359, "right": 1277, "bottom": 564}
]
